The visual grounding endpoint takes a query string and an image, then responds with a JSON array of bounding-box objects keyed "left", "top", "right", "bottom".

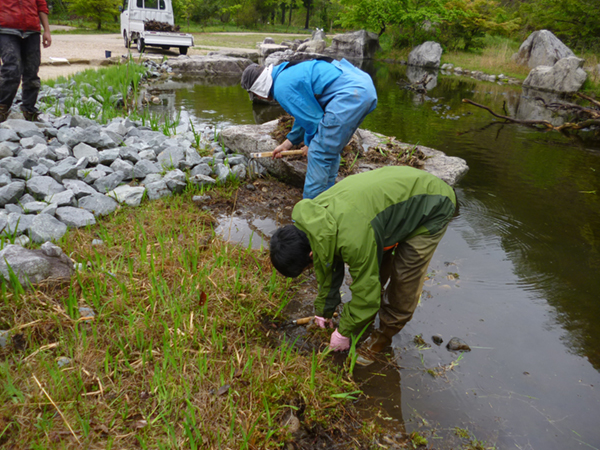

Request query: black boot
[{"left": 21, "top": 108, "right": 41, "bottom": 122}]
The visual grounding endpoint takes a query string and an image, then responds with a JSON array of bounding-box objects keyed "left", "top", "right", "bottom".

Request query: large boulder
[
  {"left": 324, "top": 30, "right": 380, "bottom": 59},
  {"left": 297, "top": 40, "right": 326, "bottom": 54},
  {"left": 0, "top": 243, "right": 74, "bottom": 286},
  {"left": 259, "top": 43, "right": 290, "bottom": 57},
  {"left": 167, "top": 55, "right": 253, "bottom": 77},
  {"left": 219, "top": 120, "right": 468, "bottom": 188},
  {"left": 408, "top": 41, "right": 443, "bottom": 69},
  {"left": 522, "top": 56, "right": 587, "bottom": 93},
  {"left": 513, "top": 30, "right": 575, "bottom": 68}
]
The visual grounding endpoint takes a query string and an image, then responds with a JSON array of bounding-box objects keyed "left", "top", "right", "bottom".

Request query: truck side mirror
[{"left": 118, "top": 5, "right": 123, "bottom": 12}]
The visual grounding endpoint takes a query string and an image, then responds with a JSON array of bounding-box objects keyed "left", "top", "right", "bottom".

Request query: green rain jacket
[{"left": 292, "top": 166, "right": 456, "bottom": 337}]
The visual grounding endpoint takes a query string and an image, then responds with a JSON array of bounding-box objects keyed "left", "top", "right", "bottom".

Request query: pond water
[{"left": 148, "top": 63, "right": 600, "bottom": 449}]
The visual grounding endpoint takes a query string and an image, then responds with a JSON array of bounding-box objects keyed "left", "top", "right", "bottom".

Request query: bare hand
[
  {"left": 42, "top": 30, "right": 51, "bottom": 48},
  {"left": 301, "top": 145, "right": 308, "bottom": 157},
  {"left": 272, "top": 139, "right": 293, "bottom": 159}
]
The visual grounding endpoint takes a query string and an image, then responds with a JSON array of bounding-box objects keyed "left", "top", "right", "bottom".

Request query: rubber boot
[
  {"left": 355, "top": 329, "right": 393, "bottom": 366},
  {"left": 0, "top": 104, "right": 9, "bottom": 123}
]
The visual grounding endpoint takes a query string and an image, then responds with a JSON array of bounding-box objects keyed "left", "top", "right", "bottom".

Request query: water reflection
[{"left": 150, "top": 63, "right": 600, "bottom": 449}]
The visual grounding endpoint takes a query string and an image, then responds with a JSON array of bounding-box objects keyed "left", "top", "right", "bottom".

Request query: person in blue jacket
[{"left": 241, "top": 58, "right": 377, "bottom": 199}]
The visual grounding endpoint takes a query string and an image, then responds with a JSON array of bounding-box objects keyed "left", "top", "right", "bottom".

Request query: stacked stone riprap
[{"left": 0, "top": 115, "right": 255, "bottom": 247}]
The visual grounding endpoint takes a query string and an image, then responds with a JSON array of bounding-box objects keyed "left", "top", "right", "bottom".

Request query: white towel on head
[{"left": 249, "top": 64, "right": 273, "bottom": 98}]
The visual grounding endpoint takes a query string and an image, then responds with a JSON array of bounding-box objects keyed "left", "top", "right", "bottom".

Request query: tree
[
  {"left": 440, "top": 0, "right": 520, "bottom": 51},
  {"left": 69, "top": 0, "right": 120, "bottom": 30},
  {"left": 518, "top": 0, "right": 600, "bottom": 51}
]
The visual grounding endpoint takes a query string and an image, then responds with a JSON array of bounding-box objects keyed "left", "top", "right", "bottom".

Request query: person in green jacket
[{"left": 270, "top": 166, "right": 457, "bottom": 365}]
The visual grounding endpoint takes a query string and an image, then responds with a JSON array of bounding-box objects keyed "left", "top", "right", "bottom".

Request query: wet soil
[{"left": 208, "top": 179, "right": 411, "bottom": 448}]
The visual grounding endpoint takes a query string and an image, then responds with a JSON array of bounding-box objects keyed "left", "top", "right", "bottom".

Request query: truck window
[
  {"left": 145, "top": 0, "right": 158, "bottom": 8},
  {"left": 123, "top": 0, "right": 129, "bottom": 10},
  {"left": 159, "top": 0, "right": 166, "bottom": 9},
  {"left": 136, "top": 0, "right": 143, "bottom": 7}
]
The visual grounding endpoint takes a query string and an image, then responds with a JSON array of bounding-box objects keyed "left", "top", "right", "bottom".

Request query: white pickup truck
[{"left": 120, "top": 0, "right": 194, "bottom": 55}]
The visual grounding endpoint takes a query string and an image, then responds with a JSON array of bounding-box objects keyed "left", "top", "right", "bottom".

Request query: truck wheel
[
  {"left": 124, "top": 33, "right": 130, "bottom": 49},
  {"left": 137, "top": 38, "right": 145, "bottom": 53},
  {"left": 179, "top": 46, "right": 188, "bottom": 55}
]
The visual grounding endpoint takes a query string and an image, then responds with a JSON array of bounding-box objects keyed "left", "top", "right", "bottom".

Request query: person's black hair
[{"left": 270, "top": 225, "right": 312, "bottom": 278}]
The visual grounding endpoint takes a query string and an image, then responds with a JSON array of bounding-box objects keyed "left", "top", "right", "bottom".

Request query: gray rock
[
  {"left": 46, "top": 189, "right": 76, "bottom": 207},
  {"left": 523, "top": 56, "right": 587, "bottom": 93},
  {"left": 408, "top": 41, "right": 443, "bottom": 68},
  {"left": 21, "top": 135, "right": 46, "bottom": 149},
  {"left": 163, "top": 169, "right": 186, "bottom": 193},
  {"left": 23, "top": 201, "right": 49, "bottom": 213},
  {"left": 0, "top": 128, "right": 20, "bottom": 143},
  {"left": 214, "top": 163, "right": 230, "bottom": 183},
  {"left": 324, "top": 30, "right": 380, "bottom": 59},
  {"left": 93, "top": 171, "right": 125, "bottom": 193},
  {"left": 0, "top": 172, "right": 11, "bottom": 187},
  {"left": 3, "top": 213, "right": 34, "bottom": 236},
  {"left": 32, "top": 164, "right": 49, "bottom": 176},
  {"left": 41, "top": 203, "right": 58, "bottom": 216},
  {"left": 48, "top": 159, "right": 78, "bottom": 182},
  {"left": 19, "top": 193, "right": 36, "bottom": 205},
  {"left": 185, "top": 148, "right": 203, "bottom": 167},
  {"left": 98, "top": 148, "right": 121, "bottom": 164},
  {"left": 190, "top": 174, "right": 216, "bottom": 188},
  {"left": 0, "top": 243, "right": 73, "bottom": 285},
  {"left": 220, "top": 121, "right": 468, "bottom": 187},
  {"left": 226, "top": 155, "right": 247, "bottom": 166},
  {"left": 446, "top": 337, "right": 471, "bottom": 352},
  {"left": 0, "top": 181, "right": 26, "bottom": 207},
  {"left": 191, "top": 163, "right": 212, "bottom": 177},
  {"left": 110, "top": 158, "right": 135, "bottom": 179},
  {"left": 26, "top": 176, "right": 65, "bottom": 200},
  {"left": 119, "top": 147, "right": 140, "bottom": 163},
  {"left": 78, "top": 193, "right": 119, "bottom": 216},
  {"left": 297, "top": 40, "right": 326, "bottom": 54},
  {"left": 1, "top": 119, "right": 40, "bottom": 137},
  {"left": 167, "top": 55, "right": 254, "bottom": 77},
  {"left": 0, "top": 142, "right": 16, "bottom": 158},
  {"left": 231, "top": 164, "right": 247, "bottom": 180},
  {"left": 259, "top": 44, "right": 290, "bottom": 57},
  {"left": 55, "top": 206, "right": 96, "bottom": 227},
  {"left": 133, "top": 159, "right": 161, "bottom": 179},
  {"left": 143, "top": 173, "right": 163, "bottom": 184},
  {"left": 107, "top": 185, "right": 146, "bottom": 207},
  {"left": 5, "top": 203, "right": 22, "bottom": 214},
  {"left": 54, "top": 145, "right": 71, "bottom": 160},
  {"left": 73, "top": 142, "right": 99, "bottom": 164},
  {"left": 138, "top": 149, "right": 157, "bottom": 161},
  {"left": 513, "top": 30, "right": 575, "bottom": 68},
  {"left": 145, "top": 180, "right": 172, "bottom": 200},
  {"left": 0, "top": 157, "right": 25, "bottom": 178},
  {"left": 157, "top": 146, "right": 185, "bottom": 170},
  {"left": 63, "top": 179, "right": 98, "bottom": 198}
]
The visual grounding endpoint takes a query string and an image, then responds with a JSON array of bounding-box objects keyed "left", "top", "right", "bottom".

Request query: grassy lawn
[{"left": 0, "top": 188, "right": 372, "bottom": 448}]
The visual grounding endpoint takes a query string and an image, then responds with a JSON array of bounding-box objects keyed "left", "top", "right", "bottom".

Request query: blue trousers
[{"left": 303, "top": 59, "right": 377, "bottom": 199}]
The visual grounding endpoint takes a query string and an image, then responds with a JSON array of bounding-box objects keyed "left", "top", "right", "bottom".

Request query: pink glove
[
  {"left": 314, "top": 316, "right": 333, "bottom": 329},
  {"left": 329, "top": 329, "right": 350, "bottom": 351}
]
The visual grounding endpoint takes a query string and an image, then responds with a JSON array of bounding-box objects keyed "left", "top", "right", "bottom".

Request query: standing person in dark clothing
[
  {"left": 0, "top": 0, "right": 52, "bottom": 122},
  {"left": 241, "top": 58, "right": 377, "bottom": 199},
  {"left": 269, "top": 166, "right": 457, "bottom": 365}
]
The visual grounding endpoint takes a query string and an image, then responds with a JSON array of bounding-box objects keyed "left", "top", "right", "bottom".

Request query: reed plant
[{"left": 0, "top": 188, "right": 368, "bottom": 448}]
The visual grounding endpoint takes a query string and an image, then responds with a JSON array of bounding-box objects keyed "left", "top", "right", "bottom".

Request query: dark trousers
[{"left": 0, "top": 33, "right": 41, "bottom": 112}]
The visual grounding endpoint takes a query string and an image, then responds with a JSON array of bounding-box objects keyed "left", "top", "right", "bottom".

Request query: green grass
[{"left": 0, "top": 190, "right": 367, "bottom": 448}]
